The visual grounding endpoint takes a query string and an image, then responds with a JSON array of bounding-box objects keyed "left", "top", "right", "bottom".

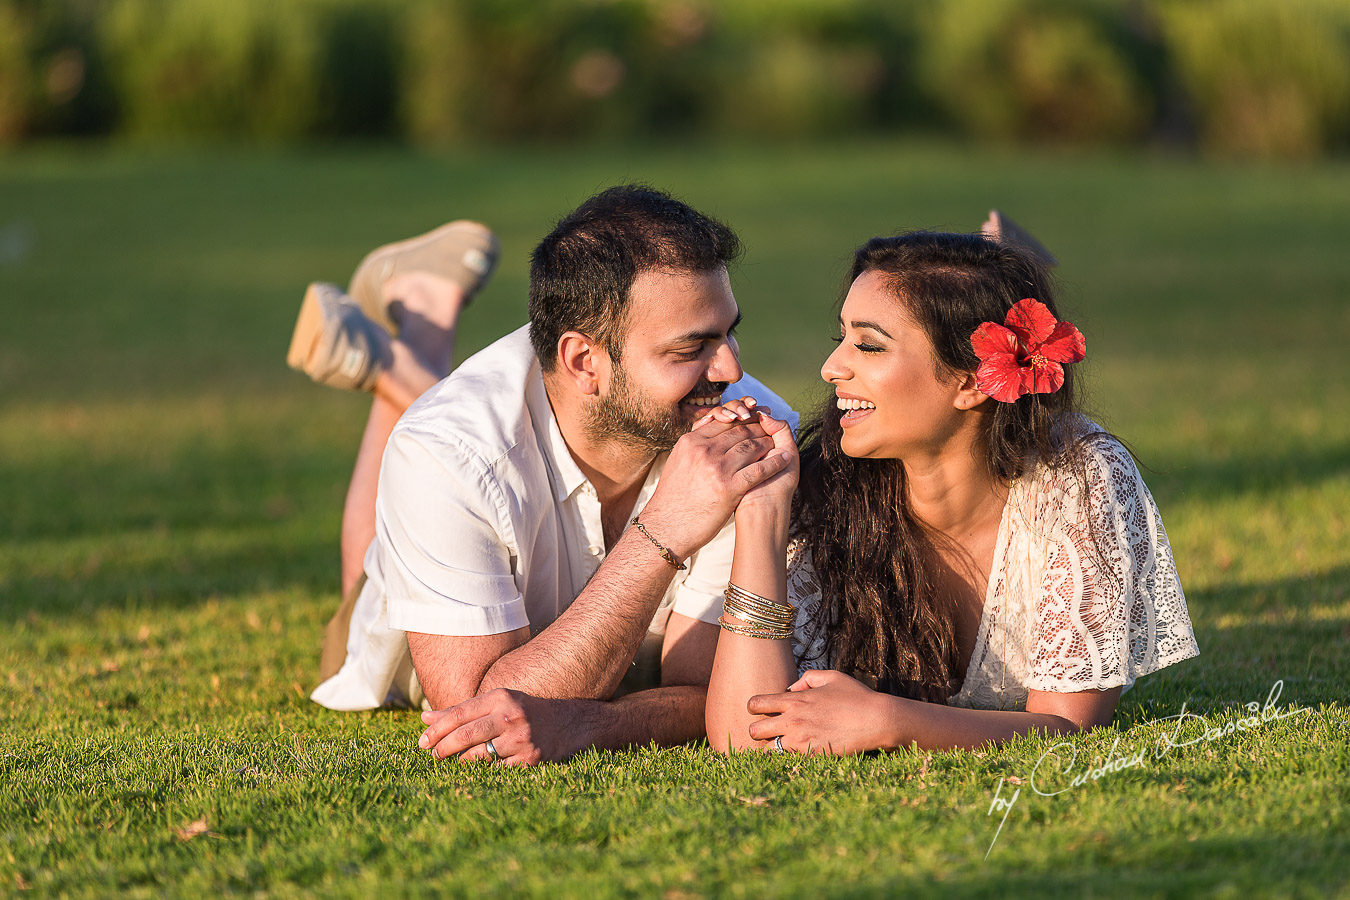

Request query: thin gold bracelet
[
  {"left": 718, "top": 615, "right": 793, "bottom": 640},
  {"left": 724, "top": 590, "right": 795, "bottom": 620},
  {"left": 630, "top": 517, "right": 687, "bottom": 571},
  {"left": 723, "top": 596, "right": 794, "bottom": 629}
]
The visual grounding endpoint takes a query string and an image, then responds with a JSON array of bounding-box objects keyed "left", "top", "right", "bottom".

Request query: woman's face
[{"left": 820, "top": 269, "right": 976, "bottom": 460}]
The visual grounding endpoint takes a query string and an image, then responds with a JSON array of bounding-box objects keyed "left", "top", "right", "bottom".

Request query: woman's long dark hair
[{"left": 793, "top": 231, "right": 1091, "bottom": 703}]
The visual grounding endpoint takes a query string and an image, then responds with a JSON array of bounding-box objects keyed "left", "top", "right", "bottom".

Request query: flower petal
[
  {"left": 1022, "top": 360, "right": 1065, "bottom": 396},
  {"left": 976, "top": 354, "right": 1027, "bottom": 402},
  {"left": 1004, "top": 298, "right": 1057, "bottom": 347},
  {"left": 971, "top": 322, "right": 1022, "bottom": 361},
  {"left": 1037, "top": 321, "right": 1086, "bottom": 364}
]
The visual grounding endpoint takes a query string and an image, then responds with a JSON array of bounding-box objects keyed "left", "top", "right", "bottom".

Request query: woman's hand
[
  {"left": 746, "top": 669, "right": 898, "bottom": 755},
  {"left": 695, "top": 397, "right": 798, "bottom": 518}
]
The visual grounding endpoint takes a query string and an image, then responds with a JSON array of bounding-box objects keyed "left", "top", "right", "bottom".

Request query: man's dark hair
[{"left": 528, "top": 184, "right": 742, "bottom": 372}]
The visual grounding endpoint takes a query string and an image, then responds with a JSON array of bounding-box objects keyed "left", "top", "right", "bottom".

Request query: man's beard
[{"left": 585, "top": 364, "right": 728, "bottom": 453}]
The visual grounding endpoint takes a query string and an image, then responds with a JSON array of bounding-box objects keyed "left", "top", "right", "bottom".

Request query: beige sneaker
[
  {"left": 347, "top": 220, "right": 500, "bottom": 335},
  {"left": 286, "top": 282, "right": 388, "bottom": 392},
  {"left": 982, "top": 210, "right": 1059, "bottom": 269}
]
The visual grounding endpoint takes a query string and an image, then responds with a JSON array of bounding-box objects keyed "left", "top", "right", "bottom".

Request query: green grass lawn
[{"left": 1, "top": 140, "right": 1348, "bottom": 898}]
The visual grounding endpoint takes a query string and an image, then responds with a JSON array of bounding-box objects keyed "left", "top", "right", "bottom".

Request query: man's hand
[
  {"left": 709, "top": 399, "right": 798, "bottom": 519},
  {"left": 418, "top": 688, "right": 585, "bottom": 766},
  {"left": 692, "top": 396, "right": 798, "bottom": 521},
  {"left": 417, "top": 682, "right": 712, "bottom": 766},
  {"left": 639, "top": 410, "right": 789, "bottom": 560}
]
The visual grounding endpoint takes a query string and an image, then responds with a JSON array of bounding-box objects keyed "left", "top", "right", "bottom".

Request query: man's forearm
[
  {"left": 416, "top": 682, "right": 711, "bottom": 763},
  {"left": 567, "top": 685, "right": 709, "bottom": 751},
  {"left": 476, "top": 527, "right": 679, "bottom": 700}
]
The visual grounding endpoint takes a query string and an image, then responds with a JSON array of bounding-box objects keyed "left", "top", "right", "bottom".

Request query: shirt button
[{"left": 588, "top": 545, "right": 602, "bottom": 556}]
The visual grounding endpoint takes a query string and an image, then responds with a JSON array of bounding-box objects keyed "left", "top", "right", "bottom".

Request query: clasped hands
[{"left": 633, "top": 395, "right": 798, "bottom": 558}]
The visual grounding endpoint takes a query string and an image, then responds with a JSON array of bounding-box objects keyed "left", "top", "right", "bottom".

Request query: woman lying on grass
[{"left": 704, "top": 231, "right": 1199, "bottom": 754}]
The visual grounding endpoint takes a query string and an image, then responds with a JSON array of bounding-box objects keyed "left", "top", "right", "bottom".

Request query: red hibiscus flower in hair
[{"left": 970, "top": 298, "right": 1086, "bottom": 403}]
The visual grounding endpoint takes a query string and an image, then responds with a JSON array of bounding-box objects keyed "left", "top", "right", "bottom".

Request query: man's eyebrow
[
  {"left": 668, "top": 309, "right": 743, "bottom": 344},
  {"left": 838, "top": 316, "right": 892, "bottom": 339}
]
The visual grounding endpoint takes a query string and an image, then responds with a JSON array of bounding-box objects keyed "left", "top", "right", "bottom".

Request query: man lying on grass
[{"left": 288, "top": 185, "right": 796, "bottom": 765}]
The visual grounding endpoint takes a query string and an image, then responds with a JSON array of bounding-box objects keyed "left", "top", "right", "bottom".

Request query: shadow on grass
[
  {"left": 841, "top": 830, "right": 1350, "bottom": 899},
  {"left": 1142, "top": 440, "right": 1350, "bottom": 507},
  {"left": 1186, "top": 561, "right": 1350, "bottom": 625},
  {"left": 1, "top": 439, "right": 351, "bottom": 545},
  {"left": 1109, "top": 564, "right": 1350, "bottom": 722},
  {"left": 0, "top": 524, "right": 337, "bottom": 623}
]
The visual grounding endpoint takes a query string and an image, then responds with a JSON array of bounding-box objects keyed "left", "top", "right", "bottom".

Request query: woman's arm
[
  {"left": 705, "top": 505, "right": 799, "bottom": 752},
  {"left": 702, "top": 401, "right": 801, "bottom": 753},
  {"left": 745, "top": 671, "right": 1122, "bottom": 753}
]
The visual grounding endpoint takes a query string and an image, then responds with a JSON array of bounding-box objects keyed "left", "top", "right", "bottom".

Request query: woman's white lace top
[{"left": 787, "top": 426, "right": 1199, "bottom": 710}]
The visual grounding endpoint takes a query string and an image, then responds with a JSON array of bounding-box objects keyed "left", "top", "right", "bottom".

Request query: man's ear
[
  {"left": 953, "top": 370, "right": 992, "bottom": 411},
  {"left": 555, "top": 331, "right": 610, "bottom": 396}
]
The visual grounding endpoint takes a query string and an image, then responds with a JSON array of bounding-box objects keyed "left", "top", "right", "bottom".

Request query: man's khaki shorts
[{"left": 318, "top": 575, "right": 366, "bottom": 683}]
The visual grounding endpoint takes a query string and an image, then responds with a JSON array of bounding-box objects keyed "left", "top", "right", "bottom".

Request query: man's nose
[{"left": 707, "top": 337, "right": 743, "bottom": 386}]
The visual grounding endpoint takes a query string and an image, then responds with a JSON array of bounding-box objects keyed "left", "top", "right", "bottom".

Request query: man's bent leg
[
  {"left": 313, "top": 224, "right": 493, "bottom": 694},
  {"left": 340, "top": 396, "right": 405, "bottom": 598},
  {"left": 320, "top": 574, "right": 367, "bottom": 682}
]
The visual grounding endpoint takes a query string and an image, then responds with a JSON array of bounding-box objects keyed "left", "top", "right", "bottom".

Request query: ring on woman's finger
[
  {"left": 485, "top": 738, "right": 501, "bottom": 762},
  {"left": 773, "top": 736, "right": 786, "bottom": 754}
]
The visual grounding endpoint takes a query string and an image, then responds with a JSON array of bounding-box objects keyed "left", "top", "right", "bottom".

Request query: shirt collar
[{"left": 526, "top": 369, "right": 591, "bottom": 503}]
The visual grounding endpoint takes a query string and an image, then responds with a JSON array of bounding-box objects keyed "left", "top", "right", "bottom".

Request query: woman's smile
[{"left": 836, "top": 392, "right": 877, "bottom": 427}]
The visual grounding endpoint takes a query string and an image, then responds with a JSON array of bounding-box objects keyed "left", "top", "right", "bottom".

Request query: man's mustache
[{"left": 681, "top": 382, "right": 730, "bottom": 402}]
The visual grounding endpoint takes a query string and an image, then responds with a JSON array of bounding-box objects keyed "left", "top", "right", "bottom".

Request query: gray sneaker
[
  {"left": 982, "top": 210, "right": 1059, "bottom": 268},
  {"left": 286, "top": 282, "right": 388, "bottom": 392},
  {"left": 347, "top": 220, "right": 500, "bottom": 335}
]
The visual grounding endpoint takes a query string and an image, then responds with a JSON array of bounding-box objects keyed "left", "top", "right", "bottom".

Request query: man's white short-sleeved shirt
[{"left": 311, "top": 325, "right": 797, "bottom": 711}]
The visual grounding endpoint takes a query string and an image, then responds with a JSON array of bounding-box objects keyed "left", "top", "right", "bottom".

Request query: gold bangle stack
[{"left": 718, "top": 582, "right": 796, "bottom": 640}]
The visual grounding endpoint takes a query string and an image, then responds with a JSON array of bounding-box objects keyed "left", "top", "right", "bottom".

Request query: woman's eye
[
  {"left": 830, "top": 335, "right": 844, "bottom": 344},
  {"left": 854, "top": 342, "right": 883, "bottom": 353}
]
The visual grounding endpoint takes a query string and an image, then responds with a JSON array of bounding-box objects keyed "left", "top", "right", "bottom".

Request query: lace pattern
[{"left": 787, "top": 426, "right": 1199, "bottom": 711}]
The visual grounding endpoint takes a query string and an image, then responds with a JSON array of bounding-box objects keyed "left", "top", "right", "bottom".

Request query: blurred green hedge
[{"left": 1, "top": 0, "right": 1347, "bottom": 158}]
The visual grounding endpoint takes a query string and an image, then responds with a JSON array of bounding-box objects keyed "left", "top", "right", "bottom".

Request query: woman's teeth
[{"left": 836, "top": 398, "right": 876, "bottom": 411}]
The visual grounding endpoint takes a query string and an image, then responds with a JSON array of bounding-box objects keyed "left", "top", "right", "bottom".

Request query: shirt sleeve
[
  {"left": 1027, "top": 435, "right": 1199, "bottom": 693},
  {"left": 376, "top": 427, "right": 530, "bottom": 637},
  {"left": 727, "top": 372, "right": 800, "bottom": 436},
  {"left": 670, "top": 513, "right": 735, "bottom": 626}
]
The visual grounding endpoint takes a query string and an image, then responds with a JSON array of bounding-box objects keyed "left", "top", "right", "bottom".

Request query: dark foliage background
[{"left": 3, "top": 0, "right": 1348, "bottom": 159}]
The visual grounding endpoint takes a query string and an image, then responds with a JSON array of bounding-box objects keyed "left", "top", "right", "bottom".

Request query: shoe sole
[
  {"left": 286, "top": 282, "right": 336, "bottom": 374},
  {"left": 348, "top": 220, "right": 499, "bottom": 335},
  {"left": 988, "top": 209, "right": 1058, "bottom": 268}
]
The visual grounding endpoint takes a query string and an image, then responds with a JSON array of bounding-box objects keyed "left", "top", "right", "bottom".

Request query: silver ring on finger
[
  {"left": 485, "top": 738, "right": 501, "bottom": 762},
  {"left": 773, "top": 736, "right": 786, "bottom": 755}
]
